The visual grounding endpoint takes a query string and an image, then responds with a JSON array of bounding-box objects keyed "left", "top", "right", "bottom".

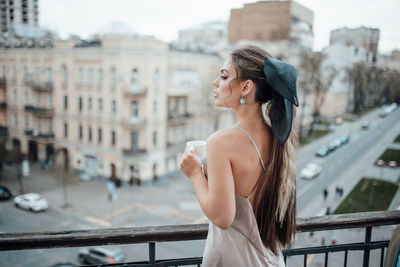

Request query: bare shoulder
[{"left": 206, "top": 128, "right": 242, "bottom": 150}]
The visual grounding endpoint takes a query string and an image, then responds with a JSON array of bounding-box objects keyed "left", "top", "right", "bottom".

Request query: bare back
[{"left": 206, "top": 122, "right": 272, "bottom": 206}]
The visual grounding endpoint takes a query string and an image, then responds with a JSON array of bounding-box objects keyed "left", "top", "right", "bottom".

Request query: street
[{"left": 0, "top": 107, "right": 399, "bottom": 266}]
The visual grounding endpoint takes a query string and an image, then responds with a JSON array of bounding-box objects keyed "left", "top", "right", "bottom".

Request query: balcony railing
[
  {"left": 0, "top": 102, "right": 6, "bottom": 109},
  {"left": 0, "top": 210, "right": 398, "bottom": 266},
  {"left": 24, "top": 130, "right": 55, "bottom": 140},
  {"left": 24, "top": 105, "right": 54, "bottom": 117},
  {"left": 122, "top": 148, "right": 147, "bottom": 157},
  {"left": 124, "top": 87, "right": 148, "bottom": 97},
  {"left": 122, "top": 118, "right": 147, "bottom": 128},
  {"left": 167, "top": 113, "right": 193, "bottom": 125},
  {"left": 0, "top": 125, "right": 8, "bottom": 136},
  {"left": 0, "top": 78, "right": 6, "bottom": 87},
  {"left": 24, "top": 81, "right": 53, "bottom": 92}
]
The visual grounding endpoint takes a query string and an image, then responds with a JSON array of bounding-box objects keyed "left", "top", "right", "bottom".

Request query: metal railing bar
[
  {"left": 149, "top": 242, "right": 155, "bottom": 265},
  {"left": 283, "top": 240, "right": 389, "bottom": 256},
  {"left": 86, "top": 257, "right": 203, "bottom": 267},
  {"left": 380, "top": 247, "right": 385, "bottom": 267},
  {"left": 363, "top": 226, "right": 372, "bottom": 267},
  {"left": 304, "top": 253, "right": 307, "bottom": 267},
  {"left": 344, "top": 250, "right": 348, "bottom": 267},
  {"left": 324, "top": 252, "right": 328, "bottom": 267}
]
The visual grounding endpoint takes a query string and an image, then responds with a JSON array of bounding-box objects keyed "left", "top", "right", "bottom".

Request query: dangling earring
[{"left": 240, "top": 95, "right": 246, "bottom": 104}]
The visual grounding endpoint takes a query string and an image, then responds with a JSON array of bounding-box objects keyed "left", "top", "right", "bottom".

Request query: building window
[
  {"left": 153, "top": 101, "right": 157, "bottom": 116},
  {"left": 36, "top": 118, "right": 40, "bottom": 132},
  {"left": 47, "top": 67, "right": 52, "bottom": 83},
  {"left": 78, "top": 68, "right": 83, "bottom": 84},
  {"left": 62, "top": 65, "right": 68, "bottom": 87},
  {"left": 153, "top": 131, "right": 157, "bottom": 146},
  {"left": 111, "top": 67, "right": 117, "bottom": 89},
  {"left": 64, "top": 123, "right": 68, "bottom": 138},
  {"left": 153, "top": 69, "right": 159, "bottom": 90},
  {"left": 87, "top": 68, "right": 93, "bottom": 84},
  {"left": 1, "top": 65, "right": 5, "bottom": 79},
  {"left": 98, "top": 99, "right": 102, "bottom": 113},
  {"left": 49, "top": 122, "right": 53, "bottom": 133},
  {"left": 111, "top": 100, "right": 116, "bottom": 116},
  {"left": 47, "top": 94, "right": 52, "bottom": 108},
  {"left": 13, "top": 114, "right": 18, "bottom": 128},
  {"left": 98, "top": 128, "right": 102, "bottom": 144},
  {"left": 12, "top": 66, "right": 17, "bottom": 82},
  {"left": 88, "top": 127, "right": 92, "bottom": 142},
  {"left": 111, "top": 130, "right": 115, "bottom": 146},
  {"left": 64, "top": 95, "right": 68, "bottom": 110},
  {"left": 35, "top": 92, "right": 40, "bottom": 106},
  {"left": 79, "top": 125, "right": 83, "bottom": 140},
  {"left": 12, "top": 89, "right": 17, "bottom": 104},
  {"left": 88, "top": 98, "right": 92, "bottom": 114},
  {"left": 78, "top": 96, "right": 83, "bottom": 112},
  {"left": 97, "top": 68, "right": 103, "bottom": 87},
  {"left": 24, "top": 115, "right": 29, "bottom": 129},
  {"left": 23, "top": 66, "right": 28, "bottom": 82},
  {"left": 131, "top": 131, "right": 138, "bottom": 150},
  {"left": 34, "top": 67, "right": 40, "bottom": 83},
  {"left": 24, "top": 91, "right": 28, "bottom": 105},
  {"left": 130, "top": 101, "right": 138, "bottom": 119},
  {"left": 131, "top": 68, "right": 139, "bottom": 91}
]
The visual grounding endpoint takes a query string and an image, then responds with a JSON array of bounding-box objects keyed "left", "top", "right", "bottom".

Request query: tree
[{"left": 298, "top": 51, "right": 337, "bottom": 137}]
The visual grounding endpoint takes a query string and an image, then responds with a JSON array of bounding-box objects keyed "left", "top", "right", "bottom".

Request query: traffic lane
[{"left": 296, "top": 108, "right": 399, "bottom": 210}]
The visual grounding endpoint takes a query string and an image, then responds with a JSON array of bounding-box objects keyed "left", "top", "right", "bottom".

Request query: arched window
[{"left": 130, "top": 68, "right": 139, "bottom": 91}]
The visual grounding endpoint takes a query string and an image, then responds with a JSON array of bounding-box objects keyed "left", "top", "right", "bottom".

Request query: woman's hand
[{"left": 180, "top": 149, "right": 203, "bottom": 179}]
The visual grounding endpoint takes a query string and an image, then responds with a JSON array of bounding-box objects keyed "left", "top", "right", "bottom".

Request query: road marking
[
  {"left": 134, "top": 202, "right": 154, "bottom": 211},
  {"left": 151, "top": 206, "right": 172, "bottom": 216},
  {"left": 167, "top": 210, "right": 199, "bottom": 222},
  {"left": 84, "top": 215, "right": 112, "bottom": 227},
  {"left": 102, "top": 204, "right": 135, "bottom": 220}
]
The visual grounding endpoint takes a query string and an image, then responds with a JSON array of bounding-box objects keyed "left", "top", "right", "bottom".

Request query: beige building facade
[{"left": 0, "top": 35, "right": 221, "bottom": 182}]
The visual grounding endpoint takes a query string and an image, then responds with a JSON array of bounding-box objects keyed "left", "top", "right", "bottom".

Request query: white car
[
  {"left": 14, "top": 193, "right": 48, "bottom": 212},
  {"left": 300, "top": 163, "right": 322, "bottom": 180}
]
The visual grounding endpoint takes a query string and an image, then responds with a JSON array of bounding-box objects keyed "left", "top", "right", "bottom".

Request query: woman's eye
[{"left": 220, "top": 76, "right": 227, "bottom": 80}]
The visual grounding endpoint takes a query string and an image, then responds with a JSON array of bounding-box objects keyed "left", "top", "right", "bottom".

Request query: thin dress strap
[{"left": 234, "top": 126, "right": 266, "bottom": 197}]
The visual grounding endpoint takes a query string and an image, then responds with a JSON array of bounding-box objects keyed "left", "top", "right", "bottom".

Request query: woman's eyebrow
[{"left": 220, "top": 69, "right": 229, "bottom": 74}]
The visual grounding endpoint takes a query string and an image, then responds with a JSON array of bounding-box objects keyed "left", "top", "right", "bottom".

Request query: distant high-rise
[
  {"left": 0, "top": 0, "right": 39, "bottom": 34},
  {"left": 228, "top": 1, "right": 314, "bottom": 51},
  {"left": 329, "top": 27, "right": 380, "bottom": 63}
]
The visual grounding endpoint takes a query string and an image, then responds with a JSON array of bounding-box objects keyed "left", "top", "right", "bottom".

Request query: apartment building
[
  {"left": 0, "top": 0, "right": 39, "bottom": 34},
  {"left": 0, "top": 34, "right": 220, "bottom": 182}
]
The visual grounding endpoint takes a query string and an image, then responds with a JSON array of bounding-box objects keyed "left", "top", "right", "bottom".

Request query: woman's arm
[{"left": 180, "top": 131, "right": 236, "bottom": 229}]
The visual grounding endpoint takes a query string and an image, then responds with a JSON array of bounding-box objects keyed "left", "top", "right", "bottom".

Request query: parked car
[
  {"left": 361, "top": 121, "right": 369, "bottom": 129},
  {"left": 14, "top": 193, "right": 48, "bottom": 212},
  {"left": 78, "top": 247, "right": 125, "bottom": 265},
  {"left": 0, "top": 186, "right": 12, "bottom": 201},
  {"left": 339, "top": 134, "right": 350, "bottom": 145},
  {"left": 315, "top": 146, "right": 329, "bottom": 157},
  {"left": 328, "top": 139, "right": 341, "bottom": 152},
  {"left": 300, "top": 163, "right": 322, "bottom": 180}
]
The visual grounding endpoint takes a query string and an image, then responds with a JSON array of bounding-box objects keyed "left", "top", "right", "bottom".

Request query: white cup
[{"left": 186, "top": 140, "right": 207, "bottom": 160}]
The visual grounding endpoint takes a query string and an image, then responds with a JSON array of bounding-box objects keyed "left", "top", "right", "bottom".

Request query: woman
[{"left": 180, "top": 46, "right": 298, "bottom": 266}]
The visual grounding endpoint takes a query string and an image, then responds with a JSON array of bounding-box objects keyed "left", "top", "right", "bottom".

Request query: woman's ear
[{"left": 242, "top": 80, "right": 255, "bottom": 96}]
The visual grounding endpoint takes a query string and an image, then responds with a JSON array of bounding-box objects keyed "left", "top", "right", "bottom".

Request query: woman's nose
[{"left": 212, "top": 78, "right": 218, "bottom": 87}]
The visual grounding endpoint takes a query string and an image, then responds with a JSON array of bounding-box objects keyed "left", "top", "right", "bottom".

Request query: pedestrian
[
  {"left": 180, "top": 46, "right": 298, "bottom": 266},
  {"left": 323, "top": 188, "right": 328, "bottom": 200}
]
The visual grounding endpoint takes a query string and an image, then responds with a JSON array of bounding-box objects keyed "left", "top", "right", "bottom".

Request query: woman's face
[{"left": 212, "top": 59, "right": 242, "bottom": 108}]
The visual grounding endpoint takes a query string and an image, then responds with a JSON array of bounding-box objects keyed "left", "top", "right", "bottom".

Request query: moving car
[
  {"left": 78, "top": 247, "right": 125, "bottom": 264},
  {"left": 14, "top": 193, "right": 48, "bottom": 212},
  {"left": 300, "top": 163, "right": 322, "bottom": 180},
  {"left": 315, "top": 146, "right": 329, "bottom": 157},
  {"left": 0, "top": 186, "right": 12, "bottom": 201}
]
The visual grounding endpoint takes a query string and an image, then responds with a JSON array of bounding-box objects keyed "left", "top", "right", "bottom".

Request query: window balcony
[
  {"left": 122, "top": 118, "right": 147, "bottom": 128},
  {"left": 0, "top": 102, "right": 7, "bottom": 110},
  {"left": 122, "top": 148, "right": 147, "bottom": 157},
  {"left": 24, "top": 105, "right": 54, "bottom": 117},
  {"left": 24, "top": 129, "right": 55, "bottom": 140},
  {"left": 167, "top": 113, "right": 193, "bottom": 125},
  {"left": 124, "top": 86, "right": 148, "bottom": 97},
  {"left": 0, "top": 125, "right": 8, "bottom": 136},
  {"left": 0, "top": 210, "right": 398, "bottom": 266},
  {"left": 24, "top": 81, "right": 53, "bottom": 92}
]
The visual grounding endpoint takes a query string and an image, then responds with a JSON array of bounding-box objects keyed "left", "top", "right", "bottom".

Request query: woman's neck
[{"left": 235, "top": 104, "right": 265, "bottom": 128}]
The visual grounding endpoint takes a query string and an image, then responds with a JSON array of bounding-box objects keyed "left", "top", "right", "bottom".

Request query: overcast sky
[{"left": 40, "top": 0, "right": 400, "bottom": 54}]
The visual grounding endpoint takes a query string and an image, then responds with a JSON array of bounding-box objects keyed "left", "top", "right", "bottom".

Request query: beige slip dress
[{"left": 202, "top": 126, "right": 285, "bottom": 267}]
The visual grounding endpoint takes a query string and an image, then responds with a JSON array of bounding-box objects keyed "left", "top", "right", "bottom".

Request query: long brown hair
[{"left": 231, "top": 46, "right": 298, "bottom": 255}]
